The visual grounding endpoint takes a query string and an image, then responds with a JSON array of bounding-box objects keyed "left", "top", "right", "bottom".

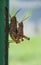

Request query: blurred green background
[
  {"left": 9, "top": 1, "right": 41, "bottom": 65},
  {"left": 8, "top": 35, "right": 41, "bottom": 65}
]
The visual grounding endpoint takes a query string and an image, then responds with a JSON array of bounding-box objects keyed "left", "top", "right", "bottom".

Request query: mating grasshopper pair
[{"left": 4, "top": 7, "right": 30, "bottom": 43}]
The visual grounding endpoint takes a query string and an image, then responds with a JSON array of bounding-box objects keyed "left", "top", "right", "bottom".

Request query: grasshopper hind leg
[{"left": 10, "top": 32, "right": 20, "bottom": 43}]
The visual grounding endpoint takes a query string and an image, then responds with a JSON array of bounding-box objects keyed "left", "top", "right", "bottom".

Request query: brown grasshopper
[
  {"left": 17, "top": 21, "right": 30, "bottom": 42},
  {"left": 9, "top": 9, "right": 21, "bottom": 43},
  {"left": 9, "top": 9, "right": 30, "bottom": 43}
]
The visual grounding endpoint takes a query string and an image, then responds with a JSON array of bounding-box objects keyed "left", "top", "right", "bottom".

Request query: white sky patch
[
  {"left": 9, "top": 0, "right": 41, "bottom": 9},
  {"left": 23, "top": 20, "right": 35, "bottom": 36},
  {"left": 23, "top": 18, "right": 41, "bottom": 36}
]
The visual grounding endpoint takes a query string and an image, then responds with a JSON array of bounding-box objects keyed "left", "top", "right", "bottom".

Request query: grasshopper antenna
[
  {"left": 14, "top": 9, "right": 21, "bottom": 16},
  {"left": 9, "top": 9, "right": 21, "bottom": 18},
  {"left": 21, "top": 16, "right": 31, "bottom": 22}
]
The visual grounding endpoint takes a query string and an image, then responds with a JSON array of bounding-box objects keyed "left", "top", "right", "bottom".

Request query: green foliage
[{"left": 8, "top": 36, "right": 41, "bottom": 65}]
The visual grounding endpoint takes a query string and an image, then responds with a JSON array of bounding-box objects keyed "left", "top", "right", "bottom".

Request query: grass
[{"left": 8, "top": 35, "right": 41, "bottom": 65}]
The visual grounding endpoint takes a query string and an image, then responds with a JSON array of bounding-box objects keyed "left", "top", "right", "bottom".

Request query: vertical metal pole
[
  {"left": 4, "top": 0, "right": 9, "bottom": 65},
  {"left": 0, "top": 0, "right": 4, "bottom": 65}
]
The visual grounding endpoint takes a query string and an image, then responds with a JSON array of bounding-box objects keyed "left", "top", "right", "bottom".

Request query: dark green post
[
  {"left": 0, "top": 0, "right": 4, "bottom": 65},
  {"left": 0, "top": 0, "right": 9, "bottom": 65},
  {"left": 4, "top": 0, "right": 9, "bottom": 65}
]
